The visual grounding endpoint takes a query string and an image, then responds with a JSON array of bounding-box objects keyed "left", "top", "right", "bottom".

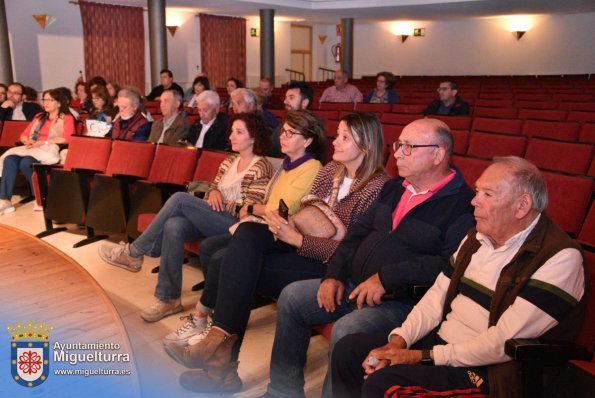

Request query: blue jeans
[
  {"left": 131, "top": 192, "right": 238, "bottom": 300},
  {"left": 266, "top": 278, "right": 413, "bottom": 398},
  {"left": 0, "top": 155, "right": 36, "bottom": 200}
]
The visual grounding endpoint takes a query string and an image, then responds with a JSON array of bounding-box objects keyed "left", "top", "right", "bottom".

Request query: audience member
[
  {"left": 262, "top": 118, "right": 476, "bottom": 398},
  {"left": 320, "top": 70, "right": 363, "bottom": 104},
  {"left": 106, "top": 81, "right": 121, "bottom": 101},
  {"left": 186, "top": 76, "right": 211, "bottom": 108},
  {"left": 0, "top": 83, "right": 7, "bottom": 104},
  {"left": 364, "top": 72, "right": 399, "bottom": 104},
  {"left": 257, "top": 77, "right": 283, "bottom": 109},
  {"left": 74, "top": 81, "right": 88, "bottom": 109},
  {"left": 98, "top": 112, "right": 274, "bottom": 314},
  {"left": 223, "top": 78, "right": 243, "bottom": 109},
  {"left": 0, "top": 88, "right": 75, "bottom": 215},
  {"left": 55, "top": 87, "right": 81, "bottom": 121},
  {"left": 331, "top": 157, "right": 586, "bottom": 398},
  {"left": 0, "top": 82, "right": 43, "bottom": 121},
  {"left": 422, "top": 80, "right": 470, "bottom": 116},
  {"left": 255, "top": 90, "right": 279, "bottom": 129},
  {"left": 148, "top": 89, "right": 189, "bottom": 145},
  {"left": 230, "top": 88, "right": 277, "bottom": 130},
  {"left": 110, "top": 88, "right": 151, "bottom": 141},
  {"left": 146, "top": 69, "right": 184, "bottom": 101},
  {"left": 165, "top": 112, "right": 390, "bottom": 395},
  {"left": 88, "top": 85, "right": 117, "bottom": 123},
  {"left": 22, "top": 86, "right": 38, "bottom": 103},
  {"left": 185, "top": 90, "right": 229, "bottom": 150}
]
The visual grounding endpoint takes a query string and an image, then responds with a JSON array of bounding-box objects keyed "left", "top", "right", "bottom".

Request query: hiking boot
[
  {"left": 162, "top": 314, "right": 209, "bottom": 346},
  {"left": 164, "top": 327, "right": 237, "bottom": 369},
  {"left": 179, "top": 361, "right": 243, "bottom": 393},
  {"left": 98, "top": 243, "right": 143, "bottom": 272},
  {"left": 140, "top": 299, "right": 183, "bottom": 322}
]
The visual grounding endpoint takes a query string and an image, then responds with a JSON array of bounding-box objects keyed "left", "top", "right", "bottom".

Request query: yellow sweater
[{"left": 264, "top": 158, "right": 322, "bottom": 215}]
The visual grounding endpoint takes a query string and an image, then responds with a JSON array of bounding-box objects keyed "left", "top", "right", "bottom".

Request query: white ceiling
[{"left": 108, "top": 0, "right": 595, "bottom": 23}]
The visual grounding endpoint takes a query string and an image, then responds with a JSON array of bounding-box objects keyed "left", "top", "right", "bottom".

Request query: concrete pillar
[
  {"left": 260, "top": 9, "right": 275, "bottom": 86},
  {"left": 147, "top": 0, "right": 167, "bottom": 88},
  {"left": 340, "top": 18, "right": 354, "bottom": 78},
  {"left": 0, "top": 0, "right": 14, "bottom": 83}
]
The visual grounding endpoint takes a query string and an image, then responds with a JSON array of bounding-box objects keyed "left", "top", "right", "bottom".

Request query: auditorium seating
[
  {"left": 524, "top": 138, "right": 593, "bottom": 175},
  {"left": 473, "top": 107, "right": 519, "bottom": 119},
  {"left": 471, "top": 117, "right": 523, "bottom": 135},
  {"left": 579, "top": 123, "right": 595, "bottom": 143},
  {"left": 522, "top": 120, "right": 580, "bottom": 141},
  {"left": 0, "top": 120, "right": 29, "bottom": 154},
  {"left": 518, "top": 108, "right": 567, "bottom": 121},
  {"left": 467, "top": 132, "right": 527, "bottom": 159}
]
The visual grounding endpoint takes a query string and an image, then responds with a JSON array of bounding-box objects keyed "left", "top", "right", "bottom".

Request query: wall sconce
[
  {"left": 513, "top": 31, "right": 526, "bottom": 40},
  {"left": 32, "top": 14, "right": 56, "bottom": 29},
  {"left": 166, "top": 25, "right": 178, "bottom": 36},
  {"left": 398, "top": 35, "right": 409, "bottom": 43}
]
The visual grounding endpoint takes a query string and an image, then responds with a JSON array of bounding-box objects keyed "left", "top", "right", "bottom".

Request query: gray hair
[
  {"left": 117, "top": 88, "right": 140, "bottom": 107},
  {"left": 231, "top": 88, "right": 257, "bottom": 108},
  {"left": 197, "top": 90, "right": 220, "bottom": 108},
  {"left": 433, "top": 124, "right": 454, "bottom": 156},
  {"left": 493, "top": 156, "right": 548, "bottom": 212},
  {"left": 163, "top": 88, "right": 183, "bottom": 102}
]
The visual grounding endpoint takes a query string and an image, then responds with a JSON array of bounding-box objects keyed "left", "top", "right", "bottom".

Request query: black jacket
[
  {"left": 146, "top": 83, "right": 185, "bottom": 101},
  {"left": 0, "top": 102, "right": 43, "bottom": 121},
  {"left": 422, "top": 96, "right": 470, "bottom": 116},
  {"left": 324, "top": 167, "right": 475, "bottom": 303},
  {"left": 186, "top": 112, "right": 229, "bottom": 151}
]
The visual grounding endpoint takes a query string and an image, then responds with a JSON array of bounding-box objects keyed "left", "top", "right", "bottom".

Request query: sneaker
[
  {"left": 140, "top": 299, "right": 183, "bottom": 322},
  {"left": 33, "top": 203, "right": 43, "bottom": 211},
  {"left": 98, "top": 243, "right": 143, "bottom": 272},
  {"left": 0, "top": 199, "right": 15, "bottom": 215},
  {"left": 187, "top": 319, "right": 213, "bottom": 346},
  {"left": 162, "top": 314, "right": 209, "bottom": 346}
]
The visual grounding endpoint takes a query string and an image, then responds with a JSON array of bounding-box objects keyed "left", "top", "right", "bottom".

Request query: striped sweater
[
  {"left": 206, "top": 154, "right": 274, "bottom": 215},
  {"left": 297, "top": 161, "right": 389, "bottom": 262}
]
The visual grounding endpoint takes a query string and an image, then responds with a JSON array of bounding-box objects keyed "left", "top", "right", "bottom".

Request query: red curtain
[
  {"left": 200, "top": 13, "right": 246, "bottom": 89},
  {"left": 79, "top": 1, "right": 144, "bottom": 92}
]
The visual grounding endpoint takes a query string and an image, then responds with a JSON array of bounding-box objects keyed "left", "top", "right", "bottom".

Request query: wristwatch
[
  {"left": 247, "top": 204, "right": 254, "bottom": 215},
  {"left": 420, "top": 349, "right": 434, "bottom": 366}
]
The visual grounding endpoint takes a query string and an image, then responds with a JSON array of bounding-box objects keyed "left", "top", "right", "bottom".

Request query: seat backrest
[
  {"left": 380, "top": 113, "right": 420, "bottom": 126},
  {"left": 324, "top": 120, "right": 340, "bottom": 138},
  {"left": 514, "top": 93, "right": 552, "bottom": 101},
  {"left": 382, "top": 124, "right": 403, "bottom": 147},
  {"left": 554, "top": 93, "right": 595, "bottom": 103},
  {"left": 558, "top": 102, "right": 595, "bottom": 112},
  {"left": 475, "top": 99, "right": 514, "bottom": 108},
  {"left": 319, "top": 102, "right": 355, "bottom": 111},
  {"left": 430, "top": 115, "right": 471, "bottom": 130},
  {"left": 391, "top": 104, "right": 426, "bottom": 114},
  {"left": 522, "top": 120, "right": 580, "bottom": 141},
  {"left": 525, "top": 138, "right": 593, "bottom": 175},
  {"left": 471, "top": 117, "right": 523, "bottom": 136},
  {"left": 63, "top": 136, "right": 112, "bottom": 172},
  {"left": 467, "top": 132, "right": 527, "bottom": 158},
  {"left": 451, "top": 130, "right": 470, "bottom": 155},
  {"left": 451, "top": 155, "right": 492, "bottom": 187},
  {"left": 313, "top": 110, "right": 340, "bottom": 121},
  {"left": 514, "top": 100, "right": 557, "bottom": 110},
  {"left": 104, "top": 140, "right": 156, "bottom": 178},
  {"left": 542, "top": 171, "right": 592, "bottom": 236},
  {"left": 192, "top": 150, "right": 230, "bottom": 181},
  {"left": 473, "top": 106, "right": 518, "bottom": 119},
  {"left": 356, "top": 103, "right": 391, "bottom": 113},
  {"left": 0, "top": 120, "right": 29, "bottom": 146},
  {"left": 518, "top": 108, "right": 567, "bottom": 121},
  {"left": 567, "top": 111, "right": 595, "bottom": 123},
  {"left": 575, "top": 249, "right": 595, "bottom": 350},
  {"left": 147, "top": 144, "right": 198, "bottom": 185},
  {"left": 578, "top": 202, "right": 595, "bottom": 248},
  {"left": 578, "top": 123, "right": 595, "bottom": 144}
]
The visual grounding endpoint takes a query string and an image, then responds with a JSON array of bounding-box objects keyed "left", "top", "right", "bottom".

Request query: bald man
[{"left": 262, "top": 118, "right": 476, "bottom": 398}]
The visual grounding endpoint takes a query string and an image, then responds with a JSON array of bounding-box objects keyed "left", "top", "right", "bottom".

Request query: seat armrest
[
  {"left": 32, "top": 163, "right": 64, "bottom": 173},
  {"left": 505, "top": 338, "right": 593, "bottom": 363}
]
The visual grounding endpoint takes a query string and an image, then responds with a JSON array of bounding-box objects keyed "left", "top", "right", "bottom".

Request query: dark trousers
[
  {"left": 0, "top": 155, "right": 36, "bottom": 199},
  {"left": 332, "top": 332, "right": 489, "bottom": 398},
  {"left": 203, "top": 222, "right": 327, "bottom": 360}
]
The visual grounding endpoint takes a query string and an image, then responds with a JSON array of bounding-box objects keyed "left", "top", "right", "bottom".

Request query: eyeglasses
[
  {"left": 393, "top": 141, "right": 439, "bottom": 156},
  {"left": 7, "top": 90, "right": 22, "bottom": 95},
  {"left": 41, "top": 98, "right": 57, "bottom": 103},
  {"left": 436, "top": 87, "right": 450, "bottom": 92},
  {"left": 280, "top": 128, "right": 303, "bottom": 139}
]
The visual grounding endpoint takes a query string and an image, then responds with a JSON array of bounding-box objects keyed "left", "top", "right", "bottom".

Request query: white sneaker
[
  {"left": 187, "top": 319, "right": 213, "bottom": 346},
  {"left": 162, "top": 314, "right": 208, "bottom": 346},
  {"left": 33, "top": 203, "right": 43, "bottom": 211},
  {"left": 0, "top": 199, "right": 15, "bottom": 215}
]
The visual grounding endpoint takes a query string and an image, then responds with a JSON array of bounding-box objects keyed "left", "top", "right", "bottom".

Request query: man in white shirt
[
  {"left": 185, "top": 90, "right": 229, "bottom": 151},
  {"left": 331, "top": 157, "right": 586, "bottom": 398},
  {"left": 147, "top": 89, "right": 188, "bottom": 145}
]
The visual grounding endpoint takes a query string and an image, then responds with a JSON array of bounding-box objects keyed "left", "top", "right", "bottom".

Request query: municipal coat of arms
[{"left": 7, "top": 321, "right": 52, "bottom": 387}]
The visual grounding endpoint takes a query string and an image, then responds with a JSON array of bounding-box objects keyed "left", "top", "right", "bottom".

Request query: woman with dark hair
[
  {"left": 106, "top": 81, "right": 121, "bottom": 101},
  {"left": 166, "top": 112, "right": 389, "bottom": 394},
  {"left": 99, "top": 111, "right": 275, "bottom": 312},
  {"left": 89, "top": 85, "right": 117, "bottom": 123},
  {"left": 364, "top": 71, "right": 399, "bottom": 104},
  {"left": 224, "top": 78, "right": 243, "bottom": 109},
  {"left": 186, "top": 76, "right": 211, "bottom": 108},
  {"left": 0, "top": 88, "right": 75, "bottom": 215}
]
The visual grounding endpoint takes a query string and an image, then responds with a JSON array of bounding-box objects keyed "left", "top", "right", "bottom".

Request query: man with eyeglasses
[
  {"left": 260, "top": 118, "right": 475, "bottom": 398},
  {"left": 0, "top": 82, "right": 42, "bottom": 121},
  {"left": 422, "top": 80, "right": 470, "bottom": 116}
]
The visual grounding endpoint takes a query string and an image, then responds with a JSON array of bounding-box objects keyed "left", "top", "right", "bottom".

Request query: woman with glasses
[
  {"left": 165, "top": 112, "right": 390, "bottom": 395},
  {"left": 364, "top": 71, "right": 399, "bottom": 104},
  {"left": 0, "top": 88, "right": 75, "bottom": 215}
]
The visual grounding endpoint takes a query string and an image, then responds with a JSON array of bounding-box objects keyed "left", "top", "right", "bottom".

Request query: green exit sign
[
  {"left": 413, "top": 28, "right": 425, "bottom": 37},
  {"left": 250, "top": 28, "right": 259, "bottom": 37}
]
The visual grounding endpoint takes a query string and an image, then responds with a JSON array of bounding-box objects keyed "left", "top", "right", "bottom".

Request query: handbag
[
  {"left": 186, "top": 180, "right": 213, "bottom": 198},
  {"left": 291, "top": 202, "right": 346, "bottom": 241}
]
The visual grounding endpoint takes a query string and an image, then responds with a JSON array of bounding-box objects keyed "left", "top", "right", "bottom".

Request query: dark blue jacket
[
  {"left": 364, "top": 88, "right": 400, "bottom": 104},
  {"left": 324, "top": 166, "right": 475, "bottom": 303}
]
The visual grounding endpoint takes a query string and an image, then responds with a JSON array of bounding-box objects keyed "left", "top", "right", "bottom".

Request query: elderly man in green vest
[{"left": 331, "top": 156, "right": 586, "bottom": 398}]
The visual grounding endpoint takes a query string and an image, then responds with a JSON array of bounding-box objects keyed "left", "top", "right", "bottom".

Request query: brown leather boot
[
  {"left": 164, "top": 327, "right": 238, "bottom": 369},
  {"left": 179, "top": 361, "right": 243, "bottom": 393}
]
